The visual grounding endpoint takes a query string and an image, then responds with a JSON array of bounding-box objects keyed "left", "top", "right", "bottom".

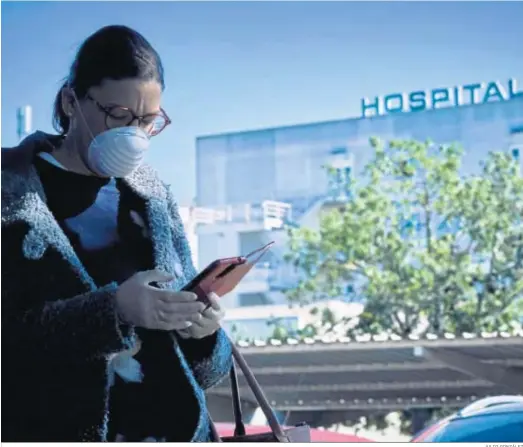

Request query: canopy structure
[{"left": 207, "top": 332, "right": 523, "bottom": 430}]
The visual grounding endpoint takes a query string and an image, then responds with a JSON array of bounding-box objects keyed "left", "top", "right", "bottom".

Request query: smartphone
[
  {"left": 182, "top": 241, "right": 275, "bottom": 304},
  {"left": 182, "top": 256, "right": 246, "bottom": 302}
]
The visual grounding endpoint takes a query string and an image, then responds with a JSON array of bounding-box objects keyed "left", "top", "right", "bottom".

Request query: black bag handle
[
  {"left": 230, "top": 362, "right": 246, "bottom": 436},
  {"left": 229, "top": 343, "right": 288, "bottom": 441},
  {"left": 208, "top": 340, "right": 289, "bottom": 442}
]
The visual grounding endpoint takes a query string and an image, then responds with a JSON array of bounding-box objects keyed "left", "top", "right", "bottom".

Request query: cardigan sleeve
[
  {"left": 1, "top": 222, "right": 137, "bottom": 363},
  {"left": 2, "top": 282, "right": 138, "bottom": 362},
  {"left": 166, "top": 186, "right": 233, "bottom": 389}
]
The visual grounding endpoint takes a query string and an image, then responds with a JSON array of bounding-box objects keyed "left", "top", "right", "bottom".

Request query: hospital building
[{"left": 187, "top": 79, "right": 523, "bottom": 339}]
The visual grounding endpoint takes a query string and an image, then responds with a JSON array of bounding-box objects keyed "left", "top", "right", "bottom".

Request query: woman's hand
[
  {"left": 115, "top": 269, "right": 205, "bottom": 331},
  {"left": 177, "top": 292, "right": 225, "bottom": 340}
]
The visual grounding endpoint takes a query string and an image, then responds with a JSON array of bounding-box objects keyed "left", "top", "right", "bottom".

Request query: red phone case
[{"left": 183, "top": 242, "right": 275, "bottom": 304}]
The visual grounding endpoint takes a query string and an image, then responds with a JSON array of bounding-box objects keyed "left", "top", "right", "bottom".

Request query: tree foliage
[{"left": 284, "top": 138, "right": 523, "bottom": 337}]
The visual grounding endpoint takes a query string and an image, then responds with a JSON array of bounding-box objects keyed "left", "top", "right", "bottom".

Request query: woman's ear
[{"left": 60, "top": 87, "right": 75, "bottom": 118}]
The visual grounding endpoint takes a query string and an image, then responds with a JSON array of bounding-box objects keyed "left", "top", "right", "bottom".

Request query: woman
[{"left": 2, "top": 25, "right": 232, "bottom": 442}]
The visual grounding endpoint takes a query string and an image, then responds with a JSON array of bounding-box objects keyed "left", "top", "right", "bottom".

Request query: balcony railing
[{"left": 187, "top": 201, "right": 292, "bottom": 229}]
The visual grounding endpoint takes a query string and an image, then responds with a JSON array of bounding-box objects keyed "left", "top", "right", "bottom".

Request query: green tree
[{"left": 284, "top": 138, "right": 523, "bottom": 337}]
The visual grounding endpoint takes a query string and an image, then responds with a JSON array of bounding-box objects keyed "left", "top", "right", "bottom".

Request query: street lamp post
[{"left": 16, "top": 105, "right": 32, "bottom": 142}]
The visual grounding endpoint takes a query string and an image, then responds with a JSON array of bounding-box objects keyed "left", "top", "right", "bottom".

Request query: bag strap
[
  {"left": 230, "top": 362, "right": 246, "bottom": 436},
  {"left": 208, "top": 337, "right": 290, "bottom": 442},
  {"left": 208, "top": 364, "right": 244, "bottom": 442},
  {"left": 229, "top": 341, "right": 289, "bottom": 442}
]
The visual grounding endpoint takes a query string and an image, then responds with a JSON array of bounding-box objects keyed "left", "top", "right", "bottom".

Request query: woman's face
[{"left": 62, "top": 78, "right": 163, "bottom": 156}]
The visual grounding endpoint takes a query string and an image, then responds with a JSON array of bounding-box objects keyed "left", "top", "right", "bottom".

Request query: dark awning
[{"left": 209, "top": 333, "right": 523, "bottom": 412}]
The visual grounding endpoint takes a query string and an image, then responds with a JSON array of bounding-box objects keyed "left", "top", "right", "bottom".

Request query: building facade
[
  {"left": 196, "top": 95, "right": 523, "bottom": 210},
  {"left": 193, "top": 90, "right": 523, "bottom": 322}
]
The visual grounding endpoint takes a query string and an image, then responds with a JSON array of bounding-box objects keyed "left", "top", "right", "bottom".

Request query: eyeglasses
[{"left": 86, "top": 93, "right": 171, "bottom": 137}]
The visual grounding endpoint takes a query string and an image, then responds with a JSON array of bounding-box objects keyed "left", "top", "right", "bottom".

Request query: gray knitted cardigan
[{"left": 1, "top": 133, "right": 232, "bottom": 442}]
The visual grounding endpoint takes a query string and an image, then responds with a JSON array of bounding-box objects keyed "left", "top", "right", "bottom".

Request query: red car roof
[{"left": 215, "top": 423, "right": 374, "bottom": 442}]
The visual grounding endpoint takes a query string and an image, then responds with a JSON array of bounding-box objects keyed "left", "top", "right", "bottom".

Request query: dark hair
[{"left": 53, "top": 25, "right": 165, "bottom": 134}]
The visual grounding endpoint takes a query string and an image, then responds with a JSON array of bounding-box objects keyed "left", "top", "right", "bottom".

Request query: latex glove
[
  {"left": 177, "top": 292, "right": 225, "bottom": 340},
  {"left": 115, "top": 269, "right": 205, "bottom": 331}
]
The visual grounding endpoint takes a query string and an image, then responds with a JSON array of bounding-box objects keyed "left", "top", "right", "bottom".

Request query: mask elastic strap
[
  {"left": 68, "top": 86, "right": 101, "bottom": 177},
  {"left": 69, "top": 86, "right": 97, "bottom": 142}
]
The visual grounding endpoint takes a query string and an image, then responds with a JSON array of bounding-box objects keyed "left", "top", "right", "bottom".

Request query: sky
[{"left": 2, "top": 1, "right": 523, "bottom": 205}]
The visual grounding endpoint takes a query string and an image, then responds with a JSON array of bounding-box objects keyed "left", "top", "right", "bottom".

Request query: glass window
[
  {"left": 274, "top": 143, "right": 312, "bottom": 199},
  {"left": 501, "top": 97, "right": 523, "bottom": 120},
  {"left": 227, "top": 129, "right": 275, "bottom": 153},
  {"left": 238, "top": 293, "right": 271, "bottom": 307},
  {"left": 196, "top": 137, "right": 228, "bottom": 206},
  {"left": 472, "top": 102, "right": 498, "bottom": 122},
  {"left": 331, "top": 146, "right": 347, "bottom": 155},
  {"left": 225, "top": 147, "right": 276, "bottom": 204}
]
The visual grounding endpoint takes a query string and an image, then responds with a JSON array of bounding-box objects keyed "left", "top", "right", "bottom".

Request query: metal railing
[{"left": 187, "top": 201, "right": 292, "bottom": 229}]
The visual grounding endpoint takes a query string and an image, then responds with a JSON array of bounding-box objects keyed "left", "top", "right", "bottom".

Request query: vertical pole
[{"left": 16, "top": 105, "right": 33, "bottom": 142}]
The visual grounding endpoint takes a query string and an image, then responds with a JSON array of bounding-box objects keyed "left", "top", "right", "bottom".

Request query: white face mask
[
  {"left": 70, "top": 89, "right": 151, "bottom": 178},
  {"left": 87, "top": 126, "right": 150, "bottom": 178}
]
